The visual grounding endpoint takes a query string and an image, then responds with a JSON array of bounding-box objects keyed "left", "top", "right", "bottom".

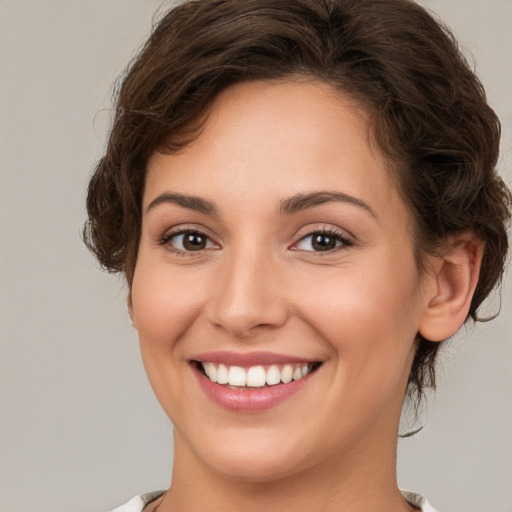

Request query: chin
[
  {"left": 208, "top": 450, "right": 305, "bottom": 484},
  {"left": 178, "top": 425, "right": 314, "bottom": 484}
]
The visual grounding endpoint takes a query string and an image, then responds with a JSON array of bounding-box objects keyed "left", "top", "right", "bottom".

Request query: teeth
[
  {"left": 228, "top": 366, "right": 246, "bottom": 386},
  {"left": 266, "top": 365, "right": 281, "bottom": 386},
  {"left": 200, "top": 362, "right": 315, "bottom": 388},
  {"left": 216, "top": 364, "right": 229, "bottom": 385},
  {"left": 281, "top": 364, "right": 293, "bottom": 383},
  {"left": 247, "top": 366, "right": 266, "bottom": 387},
  {"left": 204, "top": 362, "right": 217, "bottom": 382}
]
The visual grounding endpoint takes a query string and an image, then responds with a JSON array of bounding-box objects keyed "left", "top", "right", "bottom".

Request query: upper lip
[{"left": 191, "top": 351, "right": 319, "bottom": 367}]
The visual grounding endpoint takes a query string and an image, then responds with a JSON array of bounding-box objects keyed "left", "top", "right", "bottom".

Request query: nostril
[
  {"left": 206, "top": 268, "right": 288, "bottom": 337},
  {"left": 210, "top": 317, "right": 281, "bottom": 340}
]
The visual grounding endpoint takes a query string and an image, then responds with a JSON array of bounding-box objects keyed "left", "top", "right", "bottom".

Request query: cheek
[
  {"left": 130, "top": 262, "right": 209, "bottom": 418},
  {"left": 130, "top": 262, "right": 206, "bottom": 359},
  {"left": 296, "top": 259, "right": 422, "bottom": 378}
]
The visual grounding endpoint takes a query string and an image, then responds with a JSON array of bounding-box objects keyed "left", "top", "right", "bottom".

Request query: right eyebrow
[
  {"left": 145, "top": 192, "right": 218, "bottom": 216},
  {"left": 278, "top": 190, "right": 377, "bottom": 218}
]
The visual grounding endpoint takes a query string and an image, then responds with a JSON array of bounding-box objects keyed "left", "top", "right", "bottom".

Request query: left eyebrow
[{"left": 278, "top": 191, "right": 377, "bottom": 218}]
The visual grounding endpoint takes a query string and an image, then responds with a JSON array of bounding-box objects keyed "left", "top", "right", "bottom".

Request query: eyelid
[
  {"left": 290, "top": 226, "right": 354, "bottom": 252},
  {"left": 159, "top": 224, "right": 221, "bottom": 254},
  {"left": 157, "top": 223, "right": 353, "bottom": 255}
]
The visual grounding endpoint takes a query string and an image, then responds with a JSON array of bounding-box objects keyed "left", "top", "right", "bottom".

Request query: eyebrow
[
  {"left": 145, "top": 192, "right": 218, "bottom": 215},
  {"left": 279, "top": 191, "right": 377, "bottom": 217},
  {"left": 145, "top": 190, "right": 376, "bottom": 218}
]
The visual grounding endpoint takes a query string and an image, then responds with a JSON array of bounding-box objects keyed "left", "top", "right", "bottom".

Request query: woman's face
[{"left": 129, "top": 80, "right": 435, "bottom": 482}]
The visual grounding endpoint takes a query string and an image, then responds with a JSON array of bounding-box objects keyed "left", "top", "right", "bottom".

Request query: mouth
[
  {"left": 190, "top": 351, "right": 323, "bottom": 411},
  {"left": 193, "top": 361, "right": 322, "bottom": 389}
]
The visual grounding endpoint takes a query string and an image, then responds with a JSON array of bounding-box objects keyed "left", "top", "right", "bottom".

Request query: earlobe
[
  {"left": 418, "top": 232, "right": 484, "bottom": 342},
  {"left": 127, "top": 292, "right": 137, "bottom": 329}
]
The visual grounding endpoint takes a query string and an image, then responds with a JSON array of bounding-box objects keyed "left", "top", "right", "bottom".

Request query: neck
[{"left": 157, "top": 424, "right": 416, "bottom": 512}]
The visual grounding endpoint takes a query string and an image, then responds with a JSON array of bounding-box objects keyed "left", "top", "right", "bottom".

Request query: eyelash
[
  {"left": 159, "top": 228, "right": 218, "bottom": 256},
  {"left": 292, "top": 228, "right": 354, "bottom": 253},
  {"left": 159, "top": 227, "right": 353, "bottom": 256}
]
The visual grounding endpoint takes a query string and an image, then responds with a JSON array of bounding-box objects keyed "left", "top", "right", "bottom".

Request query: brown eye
[
  {"left": 182, "top": 233, "right": 207, "bottom": 250},
  {"left": 164, "top": 230, "right": 217, "bottom": 253},
  {"left": 311, "top": 234, "right": 337, "bottom": 251},
  {"left": 293, "top": 230, "right": 353, "bottom": 253}
]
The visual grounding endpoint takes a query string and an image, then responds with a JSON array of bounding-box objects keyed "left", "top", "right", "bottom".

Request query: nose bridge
[{"left": 208, "top": 240, "right": 286, "bottom": 338}]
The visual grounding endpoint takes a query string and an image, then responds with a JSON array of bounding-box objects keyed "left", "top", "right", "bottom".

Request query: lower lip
[{"left": 193, "top": 365, "right": 314, "bottom": 412}]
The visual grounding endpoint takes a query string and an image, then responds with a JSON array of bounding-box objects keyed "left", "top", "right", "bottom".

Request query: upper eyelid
[
  {"left": 159, "top": 229, "right": 220, "bottom": 257},
  {"left": 163, "top": 227, "right": 206, "bottom": 239},
  {"left": 158, "top": 226, "right": 221, "bottom": 252},
  {"left": 292, "top": 225, "right": 354, "bottom": 243},
  {"left": 160, "top": 224, "right": 217, "bottom": 240},
  {"left": 157, "top": 224, "right": 354, "bottom": 248},
  {"left": 296, "top": 232, "right": 351, "bottom": 245}
]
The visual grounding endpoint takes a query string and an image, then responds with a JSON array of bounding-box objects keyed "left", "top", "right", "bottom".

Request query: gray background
[{"left": 1, "top": 1, "right": 510, "bottom": 511}]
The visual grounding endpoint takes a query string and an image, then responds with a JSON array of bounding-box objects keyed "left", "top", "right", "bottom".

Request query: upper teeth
[{"left": 201, "top": 362, "right": 313, "bottom": 388}]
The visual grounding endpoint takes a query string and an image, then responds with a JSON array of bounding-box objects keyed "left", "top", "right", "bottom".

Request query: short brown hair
[{"left": 84, "top": 0, "right": 511, "bottom": 401}]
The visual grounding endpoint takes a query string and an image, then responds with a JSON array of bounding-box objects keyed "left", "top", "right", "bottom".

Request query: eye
[
  {"left": 161, "top": 229, "right": 218, "bottom": 253},
  {"left": 293, "top": 230, "right": 352, "bottom": 252}
]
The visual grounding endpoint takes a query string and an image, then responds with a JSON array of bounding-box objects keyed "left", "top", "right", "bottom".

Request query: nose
[{"left": 207, "top": 248, "right": 288, "bottom": 340}]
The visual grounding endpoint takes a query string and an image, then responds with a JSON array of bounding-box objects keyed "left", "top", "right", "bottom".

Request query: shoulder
[
  {"left": 401, "top": 490, "right": 439, "bottom": 512},
  {"left": 108, "top": 491, "right": 165, "bottom": 512}
]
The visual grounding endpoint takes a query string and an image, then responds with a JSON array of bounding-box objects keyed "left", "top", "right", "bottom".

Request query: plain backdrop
[{"left": 1, "top": 1, "right": 511, "bottom": 511}]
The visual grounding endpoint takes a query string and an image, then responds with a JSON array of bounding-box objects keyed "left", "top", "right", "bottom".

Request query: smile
[
  {"left": 199, "top": 362, "right": 317, "bottom": 388},
  {"left": 191, "top": 353, "right": 322, "bottom": 411}
]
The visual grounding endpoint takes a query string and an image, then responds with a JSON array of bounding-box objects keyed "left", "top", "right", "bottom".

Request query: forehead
[{"left": 144, "top": 80, "right": 407, "bottom": 225}]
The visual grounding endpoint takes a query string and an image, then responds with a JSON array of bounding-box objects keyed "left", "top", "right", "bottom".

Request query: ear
[
  {"left": 127, "top": 291, "right": 137, "bottom": 330},
  {"left": 418, "top": 232, "right": 484, "bottom": 342}
]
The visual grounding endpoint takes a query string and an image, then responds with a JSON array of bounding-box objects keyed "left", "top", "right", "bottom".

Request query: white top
[{"left": 109, "top": 490, "right": 439, "bottom": 511}]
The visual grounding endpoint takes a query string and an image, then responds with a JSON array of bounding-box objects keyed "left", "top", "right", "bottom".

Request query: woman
[{"left": 84, "top": 0, "right": 511, "bottom": 510}]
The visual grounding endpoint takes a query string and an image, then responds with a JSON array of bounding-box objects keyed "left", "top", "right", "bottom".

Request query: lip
[
  {"left": 190, "top": 351, "right": 321, "bottom": 412},
  {"left": 191, "top": 350, "right": 314, "bottom": 367},
  {"left": 193, "top": 365, "right": 315, "bottom": 412}
]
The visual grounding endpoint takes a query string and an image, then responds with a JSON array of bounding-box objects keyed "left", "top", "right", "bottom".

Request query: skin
[{"left": 128, "top": 80, "right": 482, "bottom": 512}]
